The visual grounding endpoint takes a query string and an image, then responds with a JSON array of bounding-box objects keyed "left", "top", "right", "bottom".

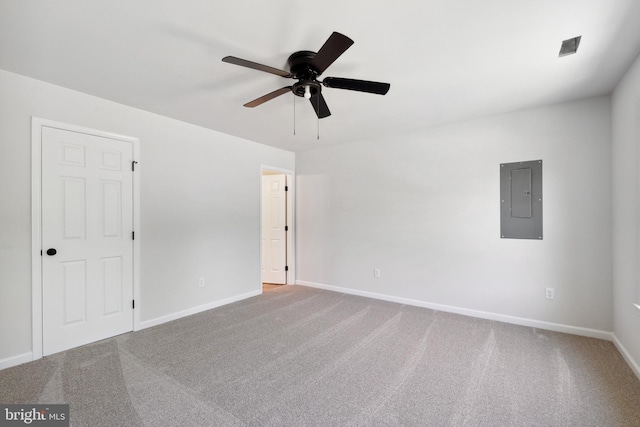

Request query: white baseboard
[
  {"left": 7, "top": 285, "right": 638, "bottom": 381},
  {"left": 296, "top": 280, "right": 613, "bottom": 341},
  {"left": 0, "top": 352, "right": 33, "bottom": 370},
  {"left": 138, "top": 290, "right": 261, "bottom": 330},
  {"left": 612, "top": 334, "right": 640, "bottom": 380}
]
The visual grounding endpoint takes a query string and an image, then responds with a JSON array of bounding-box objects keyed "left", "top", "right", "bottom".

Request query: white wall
[
  {"left": 0, "top": 70, "right": 294, "bottom": 364},
  {"left": 612, "top": 52, "right": 640, "bottom": 371},
  {"left": 297, "top": 96, "right": 612, "bottom": 333}
]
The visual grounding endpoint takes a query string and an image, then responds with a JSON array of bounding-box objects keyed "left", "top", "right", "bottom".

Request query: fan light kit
[{"left": 222, "top": 32, "right": 390, "bottom": 138}]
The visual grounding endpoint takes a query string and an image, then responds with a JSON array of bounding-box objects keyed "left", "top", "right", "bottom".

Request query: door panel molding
[{"left": 31, "top": 117, "right": 140, "bottom": 361}]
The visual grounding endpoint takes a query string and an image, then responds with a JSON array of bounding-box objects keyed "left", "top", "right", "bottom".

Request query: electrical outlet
[
  {"left": 374, "top": 268, "right": 381, "bottom": 278},
  {"left": 545, "top": 288, "right": 555, "bottom": 300},
  {"left": 198, "top": 277, "right": 205, "bottom": 288}
]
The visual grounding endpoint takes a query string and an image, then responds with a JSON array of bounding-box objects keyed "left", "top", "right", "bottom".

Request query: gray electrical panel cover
[{"left": 500, "top": 160, "right": 542, "bottom": 239}]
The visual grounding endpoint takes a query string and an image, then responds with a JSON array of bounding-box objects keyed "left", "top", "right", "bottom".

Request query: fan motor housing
[
  {"left": 287, "top": 50, "right": 319, "bottom": 79},
  {"left": 288, "top": 50, "right": 322, "bottom": 98}
]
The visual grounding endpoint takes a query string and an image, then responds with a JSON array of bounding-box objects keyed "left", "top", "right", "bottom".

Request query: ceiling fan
[{"left": 222, "top": 32, "right": 390, "bottom": 119}]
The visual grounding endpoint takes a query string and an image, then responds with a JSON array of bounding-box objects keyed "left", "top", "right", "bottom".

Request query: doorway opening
[{"left": 260, "top": 166, "right": 294, "bottom": 293}]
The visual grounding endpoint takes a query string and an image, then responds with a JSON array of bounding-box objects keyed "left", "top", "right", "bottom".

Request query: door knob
[{"left": 46, "top": 248, "right": 57, "bottom": 256}]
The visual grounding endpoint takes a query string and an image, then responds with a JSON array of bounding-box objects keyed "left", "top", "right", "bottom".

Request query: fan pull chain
[
  {"left": 317, "top": 93, "right": 320, "bottom": 140},
  {"left": 293, "top": 95, "right": 296, "bottom": 136}
]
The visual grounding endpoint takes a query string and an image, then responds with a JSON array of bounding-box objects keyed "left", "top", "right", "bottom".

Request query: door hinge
[
  {"left": 285, "top": 185, "right": 288, "bottom": 191},
  {"left": 285, "top": 225, "right": 289, "bottom": 231},
  {"left": 285, "top": 266, "right": 289, "bottom": 271},
  {"left": 132, "top": 160, "right": 138, "bottom": 171},
  {"left": 132, "top": 300, "right": 135, "bottom": 309},
  {"left": 132, "top": 231, "right": 135, "bottom": 240}
]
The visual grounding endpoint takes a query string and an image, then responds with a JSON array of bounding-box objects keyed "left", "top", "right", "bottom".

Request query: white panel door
[
  {"left": 41, "top": 126, "right": 134, "bottom": 356},
  {"left": 261, "top": 174, "right": 287, "bottom": 284}
]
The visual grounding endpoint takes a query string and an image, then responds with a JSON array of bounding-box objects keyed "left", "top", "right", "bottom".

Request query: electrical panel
[{"left": 500, "top": 160, "right": 542, "bottom": 240}]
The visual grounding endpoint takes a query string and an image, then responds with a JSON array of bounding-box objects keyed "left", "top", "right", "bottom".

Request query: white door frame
[
  {"left": 31, "top": 117, "right": 141, "bottom": 361},
  {"left": 260, "top": 165, "right": 295, "bottom": 288}
]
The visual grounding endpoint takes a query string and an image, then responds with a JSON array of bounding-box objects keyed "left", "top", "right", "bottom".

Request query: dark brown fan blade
[
  {"left": 322, "top": 77, "right": 390, "bottom": 95},
  {"left": 222, "top": 56, "right": 293, "bottom": 78},
  {"left": 310, "top": 32, "right": 354, "bottom": 75},
  {"left": 309, "top": 92, "right": 331, "bottom": 118},
  {"left": 244, "top": 87, "right": 292, "bottom": 108}
]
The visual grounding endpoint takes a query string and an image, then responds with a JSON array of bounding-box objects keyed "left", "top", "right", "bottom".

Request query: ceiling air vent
[{"left": 559, "top": 36, "right": 581, "bottom": 57}]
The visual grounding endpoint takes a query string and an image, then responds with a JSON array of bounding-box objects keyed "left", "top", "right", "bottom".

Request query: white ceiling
[{"left": 2, "top": 0, "right": 640, "bottom": 152}]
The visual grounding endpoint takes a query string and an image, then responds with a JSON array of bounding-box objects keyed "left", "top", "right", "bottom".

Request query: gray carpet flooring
[{"left": 1, "top": 285, "right": 640, "bottom": 426}]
